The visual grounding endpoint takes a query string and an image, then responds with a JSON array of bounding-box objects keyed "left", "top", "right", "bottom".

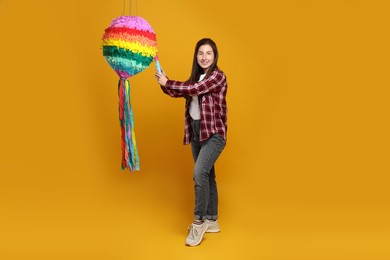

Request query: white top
[{"left": 189, "top": 74, "right": 205, "bottom": 120}]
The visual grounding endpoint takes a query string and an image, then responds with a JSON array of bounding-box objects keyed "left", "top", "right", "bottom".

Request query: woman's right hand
[{"left": 155, "top": 69, "right": 168, "bottom": 87}]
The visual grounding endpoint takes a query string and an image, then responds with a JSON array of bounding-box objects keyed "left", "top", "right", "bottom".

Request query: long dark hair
[{"left": 187, "top": 38, "right": 219, "bottom": 83}]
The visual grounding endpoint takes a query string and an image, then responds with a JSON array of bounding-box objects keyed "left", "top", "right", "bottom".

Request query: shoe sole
[{"left": 185, "top": 238, "right": 204, "bottom": 247}]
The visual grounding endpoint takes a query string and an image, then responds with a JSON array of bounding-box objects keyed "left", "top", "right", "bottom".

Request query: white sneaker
[
  {"left": 185, "top": 222, "right": 208, "bottom": 246},
  {"left": 204, "top": 219, "right": 220, "bottom": 233}
]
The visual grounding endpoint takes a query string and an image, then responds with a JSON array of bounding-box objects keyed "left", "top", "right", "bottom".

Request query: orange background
[{"left": 1, "top": 0, "right": 389, "bottom": 259}]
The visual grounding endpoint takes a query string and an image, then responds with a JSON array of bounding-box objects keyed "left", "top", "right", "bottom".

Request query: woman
[{"left": 155, "top": 38, "right": 228, "bottom": 247}]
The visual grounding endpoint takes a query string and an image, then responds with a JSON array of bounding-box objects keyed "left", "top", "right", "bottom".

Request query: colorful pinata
[{"left": 102, "top": 16, "right": 159, "bottom": 171}]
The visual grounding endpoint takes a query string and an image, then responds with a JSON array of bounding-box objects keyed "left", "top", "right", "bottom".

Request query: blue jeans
[{"left": 191, "top": 120, "right": 226, "bottom": 221}]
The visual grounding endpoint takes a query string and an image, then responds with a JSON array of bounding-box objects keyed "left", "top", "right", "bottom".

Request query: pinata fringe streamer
[{"left": 118, "top": 78, "right": 140, "bottom": 171}]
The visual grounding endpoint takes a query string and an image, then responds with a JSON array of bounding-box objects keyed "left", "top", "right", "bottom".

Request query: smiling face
[{"left": 197, "top": 44, "right": 215, "bottom": 73}]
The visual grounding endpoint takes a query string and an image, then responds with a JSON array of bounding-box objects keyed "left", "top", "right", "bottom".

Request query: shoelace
[{"left": 188, "top": 224, "right": 200, "bottom": 239}]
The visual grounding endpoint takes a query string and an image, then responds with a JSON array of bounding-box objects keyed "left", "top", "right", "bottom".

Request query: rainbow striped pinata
[{"left": 102, "top": 16, "right": 159, "bottom": 171}]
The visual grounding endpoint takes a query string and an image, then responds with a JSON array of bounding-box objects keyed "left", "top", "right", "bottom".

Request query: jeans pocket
[
  {"left": 215, "top": 134, "right": 226, "bottom": 146},
  {"left": 209, "top": 134, "right": 226, "bottom": 152}
]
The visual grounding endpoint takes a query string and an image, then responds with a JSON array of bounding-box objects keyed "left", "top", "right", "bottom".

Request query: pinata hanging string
[{"left": 122, "top": 0, "right": 138, "bottom": 16}]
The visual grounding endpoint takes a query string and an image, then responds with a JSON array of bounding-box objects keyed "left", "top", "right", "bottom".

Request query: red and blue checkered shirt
[{"left": 161, "top": 68, "right": 228, "bottom": 145}]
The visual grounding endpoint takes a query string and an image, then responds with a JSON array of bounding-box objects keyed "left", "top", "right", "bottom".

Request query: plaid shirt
[{"left": 161, "top": 68, "right": 228, "bottom": 144}]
